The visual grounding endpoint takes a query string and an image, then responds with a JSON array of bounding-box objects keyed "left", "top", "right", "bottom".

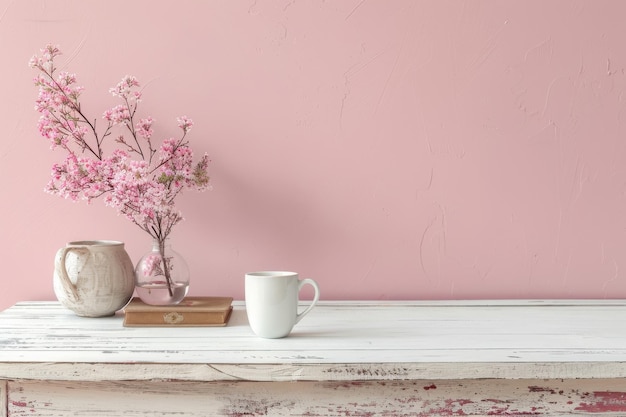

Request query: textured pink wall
[{"left": 2, "top": 1, "right": 626, "bottom": 311}]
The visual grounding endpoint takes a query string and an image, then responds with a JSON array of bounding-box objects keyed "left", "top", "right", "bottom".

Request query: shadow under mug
[{"left": 245, "top": 271, "right": 320, "bottom": 338}]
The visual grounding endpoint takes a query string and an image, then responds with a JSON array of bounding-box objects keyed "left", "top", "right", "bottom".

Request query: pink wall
[{"left": 2, "top": 0, "right": 626, "bottom": 311}]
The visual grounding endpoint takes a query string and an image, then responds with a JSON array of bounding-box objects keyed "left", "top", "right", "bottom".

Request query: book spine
[{"left": 124, "top": 310, "right": 230, "bottom": 326}]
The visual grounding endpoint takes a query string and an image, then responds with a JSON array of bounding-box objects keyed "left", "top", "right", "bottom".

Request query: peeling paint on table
[{"left": 6, "top": 379, "right": 626, "bottom": 416}]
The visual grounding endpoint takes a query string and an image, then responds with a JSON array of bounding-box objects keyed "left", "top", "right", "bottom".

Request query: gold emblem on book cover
[{"left": 163, "top": 312, "right": 184, "bottom": 324}]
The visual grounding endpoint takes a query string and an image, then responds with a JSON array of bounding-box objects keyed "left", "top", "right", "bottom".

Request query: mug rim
[{"left": 246, "top": 271, "right": 298, "bottom": 277}]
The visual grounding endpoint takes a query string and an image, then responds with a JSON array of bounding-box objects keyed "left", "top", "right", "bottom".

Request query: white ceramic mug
[{"left": 245, "top": 271, "right": 320, "bottom": 338}]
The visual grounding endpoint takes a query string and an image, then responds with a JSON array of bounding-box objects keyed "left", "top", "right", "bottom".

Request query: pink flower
[
  {"left": 109, "top": 75, "right": 140, "bottom": 101},
  {"left": 136, "top": 117, "right": 154, "bottom": 140},
  {"left": 177, "top": 116, "right": 193, "bottom": 133},
  {"left": 103, "top": 104, "right": 131, "bottom": 125}
]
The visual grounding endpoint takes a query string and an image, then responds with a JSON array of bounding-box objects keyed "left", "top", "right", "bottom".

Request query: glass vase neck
[{"left": 151, "top": 238, "right": 171, "bottom": 251}]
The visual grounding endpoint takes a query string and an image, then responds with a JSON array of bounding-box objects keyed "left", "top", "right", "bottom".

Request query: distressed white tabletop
[{"left": 1, "top": 300, "right": 626, "bottom": 382}]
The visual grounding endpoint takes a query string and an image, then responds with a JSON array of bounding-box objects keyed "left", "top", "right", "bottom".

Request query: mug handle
[
  {"left": 55, "top": 246, "right": 90, "bottom": 302},
  {"left": 295, "top": 278, "right": 320, "bottom": 324}
]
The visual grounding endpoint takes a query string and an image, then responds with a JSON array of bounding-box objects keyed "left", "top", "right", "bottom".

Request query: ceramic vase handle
[
  {"left": 295, "top": 278, "right": 320, "bottom": 324},
  {"left": 55, "top": 246, "right": 90, "bottom": 302}
]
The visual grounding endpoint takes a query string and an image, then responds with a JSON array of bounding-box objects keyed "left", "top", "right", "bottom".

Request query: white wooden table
[{"left": 1, "top": 300, "right": 626, "bottom": 416}]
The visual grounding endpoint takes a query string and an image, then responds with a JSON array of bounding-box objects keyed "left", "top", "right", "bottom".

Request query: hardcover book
[{"left": 123, "top": 296, "right": 233, "bottom": 327}]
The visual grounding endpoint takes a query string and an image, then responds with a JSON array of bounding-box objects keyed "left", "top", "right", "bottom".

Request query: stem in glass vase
[{"left": 158, "top": 238, "right": 174, "bottom": 297}]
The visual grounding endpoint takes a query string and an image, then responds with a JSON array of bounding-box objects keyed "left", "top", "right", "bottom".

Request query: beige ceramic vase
[{"left": 53, "top": 240, "right": 135, "bottom": 317}]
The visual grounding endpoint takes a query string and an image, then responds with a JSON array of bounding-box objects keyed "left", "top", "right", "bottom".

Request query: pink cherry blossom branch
[{"left": 31, "top": 44, "right": 211, "bottom": 297}]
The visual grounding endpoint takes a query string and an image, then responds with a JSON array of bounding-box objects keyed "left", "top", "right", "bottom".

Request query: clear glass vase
[{"left": 135, "top": 238, "right": 189, "bottom": 305}]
